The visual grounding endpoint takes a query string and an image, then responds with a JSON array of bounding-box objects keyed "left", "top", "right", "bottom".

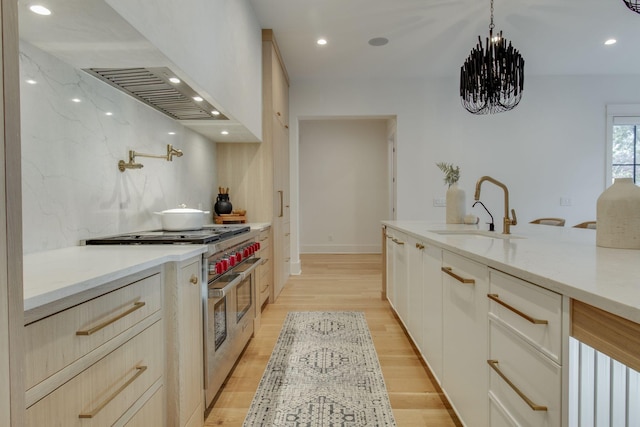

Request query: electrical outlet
[
  {"left": 560, "top": 197, "right": 572, "bottom": 206},
  {"left": 433, "top": 198, "right": 446, "bottom": 207}
]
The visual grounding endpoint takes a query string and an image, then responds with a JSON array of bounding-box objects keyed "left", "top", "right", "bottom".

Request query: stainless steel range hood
[{"left": 83, "top": 67, "right": 229, "bottom": 121}]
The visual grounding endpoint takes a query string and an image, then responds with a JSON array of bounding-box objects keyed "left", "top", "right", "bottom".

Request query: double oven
[{"left": 85, "top": 224, "right": 262, "bottom": 409}]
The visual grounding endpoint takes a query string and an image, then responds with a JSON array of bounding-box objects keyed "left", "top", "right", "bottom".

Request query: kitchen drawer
[
  {"left": 25, "top": 273, "right": 162, "bottom": 390},
  {"left": 489, "top": 392, "right": 520, "bottom": 427},
  {"left": 121, "top": 385, "right": 164, "bottom": 427},
  {"left": 489, "top": 319, "right": 561, "bottom": 427},
  {"left": 489, "top": 269, "right": 562, "bottom": 363},
  {"left": 258, "top": 229, "right": 271, "bottom": 249},
  {"left": 26, "top": 320, "right": 164, "bottom": 426}
]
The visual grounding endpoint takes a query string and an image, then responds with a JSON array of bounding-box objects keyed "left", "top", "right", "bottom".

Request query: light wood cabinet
[
  {"left": 165, "top": 257, "right": 204, "bottom": 427},
  {"left": 442, "top": 250, "right": 489, "bottom": 427},
  {"left": 257, "top": 227, "right": 273, "bottom": 306},
  {"left": 24, "top": 269, "right": 165, "bottom": 427},
  {"left": 216, "top": 29, "right": 289, "bottom": 302},
  {"left": 264, "top": 29, "right": 290, "bottom": 300}
]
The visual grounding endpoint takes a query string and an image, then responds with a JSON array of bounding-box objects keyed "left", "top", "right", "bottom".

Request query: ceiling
[
  {"left": 249, "top": 0, "right": 640, "bottom": 80},
  {"left": 16, "top": 0, "right": 640, "bottom": 143}
]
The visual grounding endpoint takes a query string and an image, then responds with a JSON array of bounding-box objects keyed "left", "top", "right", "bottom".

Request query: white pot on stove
[{"left": 154, "top": 207, "right": 211, "bottom": 231}]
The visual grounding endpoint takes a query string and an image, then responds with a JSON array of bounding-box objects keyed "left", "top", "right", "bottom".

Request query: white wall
[
  {"left": 289, "top": 74, "right": 640, "bottom": 262},
  {"left": 106, "top": 0, "right": 262, "bottom": 140},
  {"left": 20, "top": 42, "right": 218, "bottom": 254},
  {"left": 299, "top": 119, "right": 388, "bottom": 253}
]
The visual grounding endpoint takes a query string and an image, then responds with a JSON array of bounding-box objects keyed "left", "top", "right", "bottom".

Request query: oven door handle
[{"left": 208, "top": 273, "right": 242, "bottom": 299}]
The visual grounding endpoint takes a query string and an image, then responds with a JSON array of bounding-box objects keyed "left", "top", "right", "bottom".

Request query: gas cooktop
[{"left": 84, "top": 224, "right": 250, "bottom": 245}]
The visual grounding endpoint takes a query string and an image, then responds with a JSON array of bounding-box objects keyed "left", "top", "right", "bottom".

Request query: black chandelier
[
  {"left": 623, "top": 0, "right": 640, "bottom": 14},
  {"left": 460, "top": 0, "right": 524, "bottom": 115}
]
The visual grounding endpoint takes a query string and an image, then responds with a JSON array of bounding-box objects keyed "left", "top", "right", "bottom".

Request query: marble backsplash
[{"left": 20, "top": 41, "right": 218, "bottom": 254}]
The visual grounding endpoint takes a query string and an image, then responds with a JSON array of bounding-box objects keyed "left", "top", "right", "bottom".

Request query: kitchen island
[{"left": 383, "top": 221, "right": 640, "bottom": 427}]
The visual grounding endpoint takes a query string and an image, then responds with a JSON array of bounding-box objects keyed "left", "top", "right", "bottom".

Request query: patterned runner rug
[{"left": 243, "top": 311, "right": 397, "bottom": 426}]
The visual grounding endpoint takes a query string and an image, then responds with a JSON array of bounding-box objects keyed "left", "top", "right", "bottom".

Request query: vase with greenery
[{"left": 436, "top": 162, "right": 465, "bottom": 224}]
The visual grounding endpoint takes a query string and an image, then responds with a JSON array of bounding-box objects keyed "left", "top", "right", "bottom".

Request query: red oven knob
[
  {"left": 255, "top": 242, "right": 261, "bottom": 251},
  {"left": 243, "top": 248, "right": 250, "bottom": 257},
  {"left": 221, "top": 258, "right": 229, "bottom": 270},
  {"left": 215, "top": 261, "right": 224, "bottom": 274},
  {"left": 236, "top": 252, "right": 242, "bottom": 262},
  {"left": 228, "top": 256, "right": 236, "bottom": 267}
]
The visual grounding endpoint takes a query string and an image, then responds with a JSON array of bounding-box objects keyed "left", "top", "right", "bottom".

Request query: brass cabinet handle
[
  {"left": 278, "top": 190, "right": 283, "bottom": 218},
  {"left": 78, "top": 366, "right": 147, "bottom": 418},
  {"left": 487, "top": 360, "right": 548, "bottom": 411},
  {"left": 76, "top": 302, "right": 145, "bottom": 336},
  {"left": 415, "top": 243, "right": 425, "bottom": 250},
  {"left": 190, "top": 274, "right": 199, "bottom": 285},
  {"left": 441, "top": 266, "right": 475, "bottom": 284},
  {"left": 487, "top": 294, "right": 548, "bottom": 324},
  {"left": 386, "top": 235, "right": 393, "bottom": 239},
  {"left": 392, "top": 238, "right": 405, "bottom": 245}
]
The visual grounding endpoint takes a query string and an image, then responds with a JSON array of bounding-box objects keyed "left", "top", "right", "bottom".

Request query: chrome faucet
[{"left": 474, "top": 176, "right": 517, "bottom": 235}]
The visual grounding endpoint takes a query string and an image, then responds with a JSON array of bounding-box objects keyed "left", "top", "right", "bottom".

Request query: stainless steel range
[{"left": 85, "top": 224, "right": 262, "bottom": 409}]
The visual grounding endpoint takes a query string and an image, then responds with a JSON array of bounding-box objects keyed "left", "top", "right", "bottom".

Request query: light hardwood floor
[{"left": 205, "top": 253, "right": 461, "bottom": 426}]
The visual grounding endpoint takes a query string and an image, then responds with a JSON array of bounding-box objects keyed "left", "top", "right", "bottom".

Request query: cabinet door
[
  {"left": 273, "top": 115, "right": 290, "bottom": 299},
  {"left": 391, "top": 231, "right": 408, "bottom": 321},
  {"left": 178, "top": 259, "right": 204, "bottom": 427},
  {"left": 407, "top": 236, "right": 424, "bottom": 350},
  {"left": 420, "top": 243, "right": 443, "bottom": 383},
  {"left": 385, "top": 230, "right": 396, "bottom": 308},
  {"left": 442, "top": 251, "right": 489, "bottom": 427}
]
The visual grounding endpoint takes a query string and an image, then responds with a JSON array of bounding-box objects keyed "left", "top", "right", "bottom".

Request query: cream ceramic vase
[
  {"left": 596, "top": 178, "right": 640, "bottom": 249},
  {"left": 446, "top": 183, "right": 466, "bottom": 224}
]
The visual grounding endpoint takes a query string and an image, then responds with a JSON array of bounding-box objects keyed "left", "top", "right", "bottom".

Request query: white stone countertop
[
  {"left": 23, "top": 245, "right": 207, "bottom": 313},
  {"left": 383, "top": 221, "right": 640, "bottom": 324},
  {"left": 247, "top": 222, "right": 271, "bottom": 231}
]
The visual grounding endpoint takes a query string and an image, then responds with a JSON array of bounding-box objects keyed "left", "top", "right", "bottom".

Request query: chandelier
[
  {"left": 623, "top": 0, "right": 640, "bottom": 14},
  {"left": 460, "top": 0, "right": 524, "bottom": 115}
]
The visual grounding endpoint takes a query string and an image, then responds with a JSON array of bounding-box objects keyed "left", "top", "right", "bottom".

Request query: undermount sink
[{"left": 428, "top": 230, "right": 526, "bottom": 240}]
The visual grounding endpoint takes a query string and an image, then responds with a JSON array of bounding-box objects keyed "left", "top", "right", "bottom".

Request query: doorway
[{"left": 298, "top": 117, "right": 396, "bottom": 254}]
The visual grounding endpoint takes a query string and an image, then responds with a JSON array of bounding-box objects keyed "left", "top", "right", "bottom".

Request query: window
[{"left": 606, "top": 105, "right": 640, "bottom": 185}]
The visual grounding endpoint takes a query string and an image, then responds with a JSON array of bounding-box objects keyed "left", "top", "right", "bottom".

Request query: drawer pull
[
  {"left": 487, "top": 360, "right": 548, "bottom": 412},
  {"left": 441, "top": 266, "right": 475, "bottom": 284},
  {"left": 415, "top": 243, "right": 425, "bottom": 250},
  {"left": 487, "top": 294, "right": 548, "bottom": 324},
  {"left": 392, "top": 238, "right": 405, "bottom": 245},
  {"left": 76, "top": 301, "right": 146, "bottom": 336},
  {"left": 190, "top": 274, "right": 199, "bottom": 285},
  {"left": 78, "top": 365, "right": 147, "bottom": 418}
]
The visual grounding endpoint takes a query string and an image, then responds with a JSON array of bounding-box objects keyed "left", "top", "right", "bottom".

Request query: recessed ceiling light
[
  {"left": 29, "top": 5, "right": 51, "bottom": 15},
  {"left": 105, "top": 112, "right": 113, "bottom": 116},
  {"left": 221, "top": 130, "right": 229, "bottom": 135},
  {"left": 169, "top": 77, "right": 181, "bottom": 84},
  {"left": 193, "top": 96, "right": 203, "bottom": 102},
  {"left": 605, "top": 38, "right": 617, "bottom": 45},
  {"left": 317, "top": 38, "right": 327, "bottom": 46},
  {"left": 26, "top": 79, "right": 37, "bottom": 85},
  {"left": 71, "top": 98, "right": 81, "bottom": 103},
  {"left": 168, "top": 131, "right": 176, "bottom": 135},
  {"left": 211, "top": 110, "right": 220, "bottom": 116},
  {"left": 368, "top": 37, "right": 389, "bottom": 47}
]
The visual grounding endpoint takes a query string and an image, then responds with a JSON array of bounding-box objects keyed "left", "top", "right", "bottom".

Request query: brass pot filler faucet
[
  {"left": 474, "top": 176, "right": 517, "bottom": 235},
  {"left": 118, "top": 144, "right": 183, "bottom": 172}
]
